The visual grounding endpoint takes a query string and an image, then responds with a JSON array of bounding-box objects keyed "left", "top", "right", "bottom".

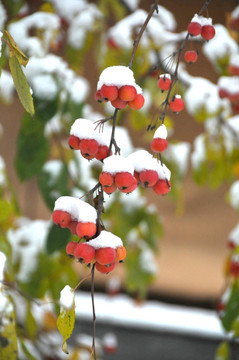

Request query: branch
[
  {"left": 90, "top": 264, "right": 97, "bottom": 360},
  {"left": 128, "top": 0, "right": 160, "bottom": 69}
]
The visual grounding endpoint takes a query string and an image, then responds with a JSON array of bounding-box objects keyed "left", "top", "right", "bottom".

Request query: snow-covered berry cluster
[
  {"left": 187, "top": 14, "right": 216, "bottom": 40},
  {"left": 95, "top": 66, "right": 145, "bottom": 110},
  {"left": 53, "top": 197, "right": 126, "bottom": 274},
  {"left": 68, "top": 118, "right": 112, "bottom": 161}
]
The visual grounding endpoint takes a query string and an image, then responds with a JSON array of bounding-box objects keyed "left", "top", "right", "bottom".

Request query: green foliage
[
  {"left": 46, "top": 223, "right": 71, "bottom": 254},
  {"left": 221, "top": 284, "right": 239, "bottom": 332},
  {"left": 0, "top": 300, "right": 18, "bottom": 360},
  {"left": 215, "top": 341, "right": 229, "bottom": 360},
  {"left": 15, "top": 112, "right": 49, "bottom": 181}
]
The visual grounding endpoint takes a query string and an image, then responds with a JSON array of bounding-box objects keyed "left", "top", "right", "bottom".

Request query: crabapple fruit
[
  {"left": 95, "top": 261, "right": 116, "bottom": 274},
  {"left": 139, "top": 169, "right": 158, "bottom": 188},
  {"left": 52, "top": 210, "right": 71, "bottom": 228},
  {"left": 151, "top": 138, "right": 168, "bottom": 153},
  {"left": 201, "top": 24, "right": 215, "bottom": 40},
  {"left": 100, "top": 84, "right": 118, "bottom": 101},
  {"left": 115, "top": 172, "right": 134, "bottom": 190},
  {"left": 128, "top": 94, "right": 145, "bottom": 110},
  {"left": 79, "top": 139, "right": 99, "bottom": 160},
  {"left": 153, "top": 179, "right": 171, "bottom": 195},
  {"left": 158, "top": 74, "right": 172, "bottom": 92},
  {"left": 95, "top": 247, "right": 116, "bottom": 265},
  {"left": 76, "top": 222, "right": 97, "bottom": 239},
  {"left": 118, "top": 85, "right": 137, "bottom": 102},
  {"left": 184, "top": 50, "right": 198, "bottom": 64},
  {"left": 68, "top": 135, "right": 81, "bottom": 150},
  {"left": 187, "top": 21, "right": 202, "bottom": 36},
  {"left": 169, "top": 95, "right": 184, "bottom": 113},
  {"left": 66, "top": 241, "right": 78, "bottom": 258},
  {"left": 99, "top": 172, "right": 114, "bottom": 187},
  {"left": 74, "top": 242, "right": 95, "bottom": 263}
]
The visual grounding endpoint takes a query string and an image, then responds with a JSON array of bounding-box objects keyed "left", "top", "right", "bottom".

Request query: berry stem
[{"left": 128, "top": 0, "right": 160, "bottom": 69}]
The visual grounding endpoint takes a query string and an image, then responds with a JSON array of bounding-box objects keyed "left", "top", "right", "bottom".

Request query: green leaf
[
  {"left": 57, "top": 306, "right": 75, "bottom": 354},
  {"left": 46, "top": 223, "right": 71, "bottom": 254},
  {"left": 0, "top": 41, "right": 7, "bottom": 76},
  {"left": 15, "top": 112, "right": 49, "bottom": 181},
  {"left": 25, "top": 303, "right": 38, "bottom": 339},
  {"left": 9, "top": 52, "right": 34, "bottom": 116},
  {"left": 0, "top": 302, "right": 18, "bottom": 360},
  {"left": 221, "top": 285, "right": 239, "bottom": 331},
  {"left": 4, "top": 30, "right": 29, "bottom": 66},
  {"left": 215, "top": 341, "right": 229, "bottom": 360},
  {"left": 38, "top": 161, "right": 69, "bottom": 210}
]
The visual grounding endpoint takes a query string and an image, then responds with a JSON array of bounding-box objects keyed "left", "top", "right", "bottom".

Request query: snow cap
[
  {"left": 59, "top": 285, "right": 75, "bottom": 310},
  {"left": 103, "top": 155, "right": 134, "bottom": 175},
  {"left": 97, "top": 65, "right": 137, "bottom": 90},
  {"left": 70, "top": 118, "right": 95, "bottom": 140},
  {"left": 54, "top": 196, "right": 97, "bottom": 223},
  {"left": 153, "top": 124, "right": 167, "bottom": 140},
  {"left": 88, "top": 230, "right": 123, "bottom": 249}
]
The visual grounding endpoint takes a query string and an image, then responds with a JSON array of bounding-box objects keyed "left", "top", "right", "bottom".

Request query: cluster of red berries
[
  {"left": 66, "top": 231, "right": 126, "bottom": 274},
  {"left": 52, "top": 196, "right": 97, "bottom": 239},
  {"left": 68, "top": 118, "right": 112, "bottom": 161},
  {"left": 99, "top": 152, "right": 171, "bottom": 196},
  {"left": 187, "top": 14, "right": 216, "bottom": 40},
  {"left": 95, "top": 66, "right": 145, "bottom": 110}
]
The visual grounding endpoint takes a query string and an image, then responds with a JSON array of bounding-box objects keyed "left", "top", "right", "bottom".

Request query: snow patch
[
  {"left": 88, "top": 230, "right": 123, "bottom": 249},
  {"left": 60, "top": 285, "right": 75, "bottom": 310}
]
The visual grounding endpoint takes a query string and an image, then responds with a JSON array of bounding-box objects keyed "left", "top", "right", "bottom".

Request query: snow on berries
[
  {"left": 158, "top": 73, "right": 172, "bottom": 92},
  {"left": 100, "top": 154, "right": 137, "bottom": 194},
  {"left": 187, "top": 14, "right": 215, "bottom": 40},
  {"left": 53, "top": 196, "right": 97, "bottom": 239},
  {"left": 68, "top": 118, "right": 111, "bottom": 161},
  {"left": 169, "top": 94, "right": 184, "bottom": 113},
  {"left": 127, "top": 150, "right": 171, "bottom": 194},
  {"left": 151, "top": 124, "right": 168, "bottom": 153},
  {"left": 96, "top": 65, "right": 145, "bottom": 110}
]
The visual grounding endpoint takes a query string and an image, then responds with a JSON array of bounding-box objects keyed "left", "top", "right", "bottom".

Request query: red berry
[
  {"left": 107, "top": 37, "right": 119, "bottom": 50},
  {"left": 68, "top": 135, "right": 81, "bottom": 150},
  {"left": 115, "top": 172, "right": 134, "bottom": 190},
  {"left": 76, "top": 222, "right": 97, "bottom": 239},
  {"left": 187, "top": 21, "right": 201, "bottom": 36},
  {"left": 158, "top": 75, "right": 172, "bottom": 92},
  {"left": 68, "top": 221, "right": 78, "bottom": 235},
  {"left": 102, "top": 183, "right": 117, "bottom": 195},
  {"left": 151, "top": 138, "right": 168, "bottom": 153},
  {"left": 184, "top": 50, "right": 198, "bottom": 64},
  {"left": 115, "top": 246, "right": 127, "bottom": 262},
  {"left": 95, "top": 262, "right": 115, "bottom": 274},
  {"left": 201, "top": 25, "right": 215, "bottom": 40},
  {"left": 228, "top": 65, "right": 239, "bottom": 76},
  {"left": 120, "top": 176, "right": 137, "bottom": 193},
  {"left": 118, "top": 85, "right": 137, "bottom": 102},
  {"left": 66, "top": 241, "right": 78, "bottom": 258},
  {"left": 153, "top": 179, "right": 171, "bottom": 195},
  {"left": 99, "top": 172, "right": 114, "bottom": 187},
  {"left": 74, "top": 242, "right": 95, "bottom": 263},
  {"left": 52, "top": 210, "right": 71, "bottom": 228},
  {"left": 111, "top": 97, "right": 127, "bottom": 109},
  {"left": 169, "top": 95, "right": 184, "bottom": 113},
  {"left": 139, "top": 170, "right": 159, "bottom": 188},
  {"left": 95, "top": 90, "right": 107, "bottom": 103},
  {"left": 100, "top": 84, "right": 118, "bottom": 101},
  {"left": 95, "top": 145, "right": 111, "bottom": 161},
  {"left": 79, "top": 139, "right": 99, "bottom": 160},
  {"left": 229, "top": 259, "right": 239, "bottom": 277},
  {"left": 95, "top": 247, "right": 116, "bottom": 265},
  {"left": 218, "top": 89, "right": 228, "bottom": 99},
  {"left": 128, "top": 94, "right": 145, "bottom": 110}
]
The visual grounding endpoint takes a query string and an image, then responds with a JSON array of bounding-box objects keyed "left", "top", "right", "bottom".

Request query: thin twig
[{"left": 128, "top": 0, "right": 160, "bottom": 69}]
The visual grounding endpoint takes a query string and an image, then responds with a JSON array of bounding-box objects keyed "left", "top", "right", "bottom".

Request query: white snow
[
  {"left": 222, "top": 115, "right": 239, "bottom": 153},
  {"left": 159, "top": 73, "right": 171, "bottom": 80},
  {"left": 7, "top": 219, "right": 50, "bottom": 282},
  {"left": 0, "top": 3, "right": 6, "bottom": 31},
  {"left": 102, "top": 332, "right": 118, "bottom": 349},
  {"left": 228, "top": 223, "right": 239, "bottom": 247},
  {"left": 139, "top": 246, "right": 157, "bottom": 274},
  {"left": 75, "top": 292, "right": 225, "bottom": 339},
  {"left": 54, "top": 196, "right": 97, "bottom": 223},
  {"left": 232, "top": 5, "right": 239, "bottom": 19},
  {"left": 165, "top": 142, "right": 191, "bottom": 176},
  {"left": 102, "top": 155, "right": 134, "bottom": 175},
  {"left": 97, "top": 66, "right": 138, "bottom": 90},
  {"left": 185, "top": 77, "right": 222, "bottom": 116},
  {"left": 127, "top": 150, "right": 158, "bottom": 172},
  {"left": 203, "top": 25, "right": 238, "bottom": 65},
  {"left": 191, "top": 134, "right": 206, "bottom": 169},
  {"left": 123, "top": 0, "right": 139, "bottom": 11},
  {"left": 230, "top": 53, "right": 239, "bottom": 67},
  {"left": 88, "top": 230, "right": 123, "bottom": 249},
  {"left": 59, "top": 285, "right": 75, "bottom": 310},
  {"left": 0, "top": 156, "right": 6, "bottom": 186},
  {"left": 43, "top": 160, "right": 64, "bottom": 186},
  {"left": 70, "top": 118, "right": 95, "bottom": 140},
  {"left": 218, "top": 76, "right": 239, "bottom": 95},
  {"left": 153, "top": 124, "right": 167, "bottom": 139},
  {"left": 8, "top": 12, "right": 60, "bottom": 57},
  {"left": 157, "top": 163, "right": 171, "bottom": 180},
  {"left": 228, "top": 181, "right": 239, "bottom": 210},
  {"left": 0, "top": 251, "right": 6, "bottom": 284},
  {"left": 0, "top": 70, "right": 15, "bottom": 103},
  {"left": 31, "top": 74, "right": 58, "bottom": 100}
]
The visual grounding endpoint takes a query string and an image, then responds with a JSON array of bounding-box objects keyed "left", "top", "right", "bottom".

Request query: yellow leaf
[
  {"left": 4, "top": 30, "right": 29, "bottom": 67},
  {"left": 57, "top": 306, "right": 75, "bottom": 354},
  {"left": 9, "top": 51, "right": 35, "bottom": 117},
  {"left": 0, "top": 305, "right": 18, "bottom": 360}
]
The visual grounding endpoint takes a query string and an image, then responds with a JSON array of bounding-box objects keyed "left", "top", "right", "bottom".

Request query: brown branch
[{"left": 128, "top": 0, "right": 160, "bottom": 69}]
